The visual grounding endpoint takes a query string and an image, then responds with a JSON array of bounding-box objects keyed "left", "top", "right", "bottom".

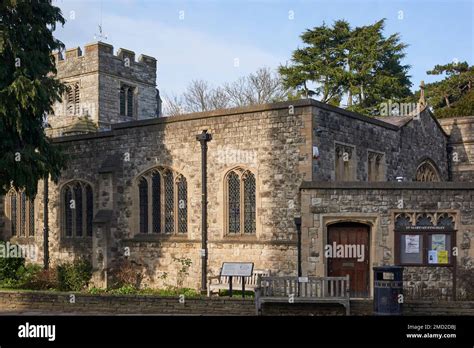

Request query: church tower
[{"left": 48, "top": 41, "right": 161, "bottom": 136}]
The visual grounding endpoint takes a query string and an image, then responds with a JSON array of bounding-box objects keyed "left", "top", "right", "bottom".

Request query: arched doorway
[{"left": 327, "top": 222, "right": 370, "bottom": 298}]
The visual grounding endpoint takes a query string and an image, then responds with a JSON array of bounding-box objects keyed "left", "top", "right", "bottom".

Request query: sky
[{"left": 53, "top": 0, "right": 474, "bottom": 97}]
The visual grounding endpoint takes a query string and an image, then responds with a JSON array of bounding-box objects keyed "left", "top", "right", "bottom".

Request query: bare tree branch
[
  {"left": 162, "top": 93, "right": 185, "bottom": 116},
  {"left": 162, "top": 68, "right": 292, "bottom": 116}
]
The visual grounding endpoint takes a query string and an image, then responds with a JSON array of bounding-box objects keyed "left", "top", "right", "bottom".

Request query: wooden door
[{"left": 327, "top": 223, "right": 370, "bottom": 298}]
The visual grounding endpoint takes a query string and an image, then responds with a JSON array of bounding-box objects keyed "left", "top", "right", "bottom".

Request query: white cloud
[{"left": 54, "top": 1, "right": 284, "bottom": 95}]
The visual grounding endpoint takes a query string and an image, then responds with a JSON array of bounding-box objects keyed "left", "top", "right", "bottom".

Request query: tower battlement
[
  {"left": 53, "top": 42, "right": 157, "bottom": 70},
  {"left": 48, "top": 42, "right": 161, "bottom": 136}
]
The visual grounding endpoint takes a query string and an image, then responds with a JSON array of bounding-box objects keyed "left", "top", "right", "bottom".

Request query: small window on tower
[
  {"left": 120, "top": 84, "right": 136, "bottom": 117},
  {"left": 66, "top": 82, "right": 80, "bottom": 116}
]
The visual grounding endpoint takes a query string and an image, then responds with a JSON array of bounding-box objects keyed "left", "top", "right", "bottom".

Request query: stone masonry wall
[
  {"left": 0, "top": 291, "right": 472, "bottom": 316},
  {"left": 398, "top": 110, "right": 449, "bottom": 181},
  {"left": 17, "top": 100, "right": 314, "bottom": 289},
  {"left": 300, "top": 182, "right": 474, "bottom": 298},
  {"left": 312, "top": 104, "right": 449, "bottom": 182}
]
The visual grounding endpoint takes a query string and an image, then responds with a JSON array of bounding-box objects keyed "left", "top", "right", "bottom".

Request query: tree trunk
[
  {"left": 444, "top": 94, "right": 451, "bottom": 107},
  {"left": 304, "top": 81, "right": 309, "bottom": 99}
]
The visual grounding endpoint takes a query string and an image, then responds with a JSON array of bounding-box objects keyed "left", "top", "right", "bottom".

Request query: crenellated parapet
[
  {"left": 52, "top": 42, "right": 157, "bottom": 88},
  {"left": 48, "top": 41, "right": 160, "bottom": 134},
  {"left": 53, "top": 42, "right": 156, "bottom": 69}
]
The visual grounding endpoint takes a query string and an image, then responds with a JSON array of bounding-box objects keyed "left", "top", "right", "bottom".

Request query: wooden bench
[
  {"left": 255, "top": 275, "right": 351, "bottom": 315},
  {"left": 207, "top": 269, "right": 271, "bottom": 297}
]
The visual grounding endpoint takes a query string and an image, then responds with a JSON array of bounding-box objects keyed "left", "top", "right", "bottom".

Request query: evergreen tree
[
  {"left": 410, "top": 62, "right": 474, "bottom": 118},
  {"left": 279, "top": 19, "right": 412, "bottom": 115},
  {"left": 0, "top": 0, "right": 66, "bottom": 196}
]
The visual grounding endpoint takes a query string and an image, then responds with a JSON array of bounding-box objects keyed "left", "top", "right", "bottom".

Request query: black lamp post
[
  {"left": 295, "top": 217, "right": 302, "bottom": 278},
  {"left": 196, "top": 130, "right": 212, "bottom": 292},
  {"left": 295, "top": 217, "right": 302, "bottom": 296}
]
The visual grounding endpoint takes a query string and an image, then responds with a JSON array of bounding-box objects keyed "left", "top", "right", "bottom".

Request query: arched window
[
  {"left": 62, "top": 181, "right": 93, "bottom": 237},
  {"left": 120, "top": 84, "right": 135, "bottom": 117},
  {"left": 415, "top": 160, "right": 440, "bottom": 182},
  {"left": 127, "top": 88, "right": 134, "bottom": 117},
  {"left": 5, "top": 189, "right": 35, "bottom": 237},
  {"left": 225, "top": 168, "right": 256, "bottom": 235},
  {"left": 119, "top": 87, "right": 126, "bottom": 116},
  {"left": 136, "top": 167, "right": 187, "bottom": 235}
]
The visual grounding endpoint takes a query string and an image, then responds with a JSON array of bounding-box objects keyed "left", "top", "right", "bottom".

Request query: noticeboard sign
[
  {"left": 397, "top": 225, "right": 452, "bottom": 232},
  {"left": 220, "top": 262, "right": 254, "bottom": 277}
]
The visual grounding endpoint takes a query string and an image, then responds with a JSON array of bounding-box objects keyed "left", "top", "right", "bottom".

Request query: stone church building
[{"left": 1, "top": 42, "right": 473, "bottom": 299}]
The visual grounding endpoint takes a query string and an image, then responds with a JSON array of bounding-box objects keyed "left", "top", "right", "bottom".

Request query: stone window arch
[
  {"left": 415, "top": 160, "right": 440, "bottom": 182},
  {"left": 4, "top": 189, "right": 35, "bottom": 237},
  {"left": 224, "top": 168, "right": 256, "bottom": 235},
  {"left": 135, "top": 167, "right": 187, "bottom": 235},
  {"left": 61, "top": 181, "right": 93, "bottom": 237}
]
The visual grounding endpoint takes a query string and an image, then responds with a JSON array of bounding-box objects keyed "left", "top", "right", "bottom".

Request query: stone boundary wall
[
  {"left": 403, "top": 301, "right": 474, "bottom": 316},
  {"left": 0, "top": 291, "right": 472, "bottom": 316},
  {"left": 300, "top": 181, "right": 474, "bottom": 190},
  {"left": 0, "top": 290, "right": 254, "bottom": 316}
]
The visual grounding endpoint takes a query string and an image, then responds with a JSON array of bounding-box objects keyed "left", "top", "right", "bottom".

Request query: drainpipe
[
  {"left": 295, "top": 217, "right": 302, "bottom": 277},
  {"left": 43, "top": 175, "right": 49, "bottom": 270},
  {"left": 196, "top": 130, "right": 212, "bottom": 292},
  {"left": 295, "top": 217, "right": 302, "bottom": 296}
]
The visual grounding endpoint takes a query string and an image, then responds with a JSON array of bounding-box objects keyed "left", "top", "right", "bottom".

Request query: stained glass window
[
  {"left": 164, "top": 171, "right": 174, "bottom": 234},
  {"left": 65, "top": 187, "right": 73, "bottom": 237},
  {"left": 137, "top": 168, "right": 188, "bottom": 235},
  {"left": 62, "top": 182, "right": 93, "bottom": 238},
  {"left": 7, "top": 191, "right": 35, "bottom": 237},
  {"left": 415, "top": 161, "right": 440, "bottom": 182},
  {"left": 120, "top": 87, "right": 126, "bottom": 116},
  {"left": 228, "top": 172, "right": 240, "bottom": 234},
  {"left": 86, "top": 185, "right": 93, "bottom": 237},
  {"left": 127, "top": 88, "right": 134, "bottom": 117},
  {"left": 152, "top": 173, "right": 161, "bottom": 233},
  {"left": 177, "top": 176, "right": 187, "bottom": 234},
  {"left": 74, "top": 183, "right": 83, "bottom": 236},
  {"left": 139, "top": 178, "right": 148, "bottom": 233},
  {"left": 243, "top": 173, "right": 256, "bottom": 234},
  {"left": 28, "top": 199, "right": 35, "bottom": 236},
  {"left": 10, "top": 193, "right": 17, "bottom": 236},
  {"left": 20, "top": 192, "right": 26, "bottom": 236}
]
